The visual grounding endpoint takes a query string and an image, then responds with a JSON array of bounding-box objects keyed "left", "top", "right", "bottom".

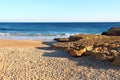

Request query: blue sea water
[{"left": 0, "top": 22, "right": 120, "bottom": 40}]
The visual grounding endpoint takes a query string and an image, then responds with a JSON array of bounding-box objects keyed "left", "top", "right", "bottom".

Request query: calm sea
[{"left": 0, "top": 22, "right": 120, "bottom": 40}]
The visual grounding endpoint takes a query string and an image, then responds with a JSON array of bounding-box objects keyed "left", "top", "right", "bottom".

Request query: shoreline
[
  {"left": 0, "top": 39, "right": 49, "bottom": 48},
  {"left": 0, "top": 33, "right": 101, "bottom": 41}
]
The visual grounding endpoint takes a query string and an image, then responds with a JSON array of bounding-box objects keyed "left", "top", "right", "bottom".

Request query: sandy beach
[
  {"left": 0, "top": 39, "right": 45, "bottom": 48},
  {"left": 0, "top": 39, "right": 120, "bottom": 80}
]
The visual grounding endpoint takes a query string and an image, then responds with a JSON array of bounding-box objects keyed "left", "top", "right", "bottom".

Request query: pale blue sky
[{"left": 0, "top": 0, "right": 120, "bottom": 22}]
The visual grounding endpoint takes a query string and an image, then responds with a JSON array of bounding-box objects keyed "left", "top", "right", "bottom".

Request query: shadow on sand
[{"left": 35, "top": 41, "right": 120, "bottom": 70}]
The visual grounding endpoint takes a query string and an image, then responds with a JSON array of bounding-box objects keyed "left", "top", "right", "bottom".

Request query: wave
[
  {"left": 0, "top": 32, "right": 71, "bottom": 36},
  {"left": 0, "top": 33, "right": 71, "bottom": 40}
]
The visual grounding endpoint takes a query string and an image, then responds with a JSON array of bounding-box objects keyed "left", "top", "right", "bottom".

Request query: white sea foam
[
  {"left": 0, "top": 32, "right": 71, "bottom": 40},
  {"left": 0, "top": 33, "right": 11, "bottom": 36}
]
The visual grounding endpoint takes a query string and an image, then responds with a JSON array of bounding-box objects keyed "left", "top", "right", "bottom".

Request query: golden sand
[{"left": 0, "top": 39, "right": 46, "bottom": 48}]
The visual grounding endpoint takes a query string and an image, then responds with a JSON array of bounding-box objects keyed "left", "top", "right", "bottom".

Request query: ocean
[{"left": 0, "top": 22, "right": 120, "bottom": 40}]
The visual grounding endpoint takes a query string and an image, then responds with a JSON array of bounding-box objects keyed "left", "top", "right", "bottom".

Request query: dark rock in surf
[{"left": 102, "top": 27, "right": 120, "bottom": 36}]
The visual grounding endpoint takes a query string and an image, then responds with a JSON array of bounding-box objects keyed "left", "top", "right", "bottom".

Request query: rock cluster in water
[
  {"left": 102, "top": 27, "right": 120, "bottom": 36},
  {"left": 53, "top": 29, "right": 120, "bottom": 66}
]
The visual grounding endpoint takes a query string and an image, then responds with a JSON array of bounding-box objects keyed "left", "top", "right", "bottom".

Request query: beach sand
[
  {"left": 0, "top": 39, "right": 46, "bottom": 48},
  {"left": 0, "top": 39, "right": 120, "bottom": 80}
]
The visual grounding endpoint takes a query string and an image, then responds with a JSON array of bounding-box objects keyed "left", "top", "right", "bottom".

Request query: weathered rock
[
  {"left": 91, "top": 51, "right": 113, "bottom": 61},
  {"left": 54, "top": 38, "right": 69, "bottom": 42},
  {"left": 69, "top": 35, "right": 83, "bottom": 41},
  {"left": 111, "top": 56, "right": 120, "bottom": 66},
  {"left": 53, "top": 43, "right": 69, "bottom": 50},
  {"left": 102, "top": 27, "right": 120, "bottom": 36},
  {"left": 86, "top": 45, "right": 94, "bottom": 51},
  {"left": 52, "top": 34, "right": 120, "bottom": 61},
  {"left": 94, "top": 47, "right": 104, "bottom": 52},
  {"left": 94, "top": 47, "right": 109, "bottom": 53},
  {"left": 90, "top": 47, "right": 117, "bottom": 61},
  {"left": 69, "top": 34, "right": 104, "bottom": 41},
  {"left": 68, "top": 48, "right": 86, "bottom": 57},
  {"left": 95, "top": 53, "right": 107, "bottom": 61},
  {"left": 91, "top": 47, "right": 120, "bottom": 62},
  {"left": 67, "top": 45, "right": 93, "bottom": 57},
  {"left": 101, "top": 32, "right": 107, "bottom": 35},
  {"left": 52, "top": 42, "right": 74, "bottom": 50},
  {"left": 52, "top": 28, "right": 120, "bottom": 67},
  {"left": 110, "top": 50, "right": 120, "bottom": 58},
  {"left": 109, "top": 44, "right": 118, "bottom": 49},
  {"left": 116, "top": 48, "right": 120, "bottom": 51}
]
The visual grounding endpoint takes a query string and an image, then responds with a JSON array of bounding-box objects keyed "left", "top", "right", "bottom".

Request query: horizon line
[{"left": 0, "top": 21, "right": 120, "bottom": 23}]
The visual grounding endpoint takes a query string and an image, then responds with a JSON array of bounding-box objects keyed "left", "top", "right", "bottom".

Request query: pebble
[{"left": 0, "top": 48, "right": 120, "bottom": 80}]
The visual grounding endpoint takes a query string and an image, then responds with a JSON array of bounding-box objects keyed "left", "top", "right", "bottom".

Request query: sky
[{"left": 0, "top": 0, "right": 120, "bottom": 22}]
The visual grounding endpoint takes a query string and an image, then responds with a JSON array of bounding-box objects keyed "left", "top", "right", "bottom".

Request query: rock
[
  {"left": 109, "top": 44, "right": 117, "bottom": 49},
  {"left": 53, "top": 34, "right": 120, "bottom": 63},
  {"left": 101, "top": 32, "right": 107, "bottom": 35},
  {"left": 54, "top": 38, "right": 69, "bottom": 42},
  {"left": 85, "top": 45, "right": 94, "bottom": 51},
  {"left": 84, "top": 51, "right": 92, "bottom": 56},
  {"left": 102, "top": 27, "right": 120, "bottom": 36},
  {"left": 111, "top": 56, "right": 120, "bottom": 66},
  {"left": 52, "top": 42, "right": 74, "bottom": 50},
  {"left": 68, "top": 48, "right": 86, "bottom": 57},
  {"left": 69, "top": 34, "right": 103, "bottom": 41},
  {"left": 110, "top": 50, "right": 117, "bottom": 53},
  {"left": 103, "top": 43, "right": 109, "bottom": 47},
  {"left": 116, "top": 48, "right": 120, "bottom": 52},
  {"left": 110, "top": 50, "right": 120, "bottom": 58},
  {"left": 53, "top": 42, "right": 68, "bottom": 50},
  {"left": 95, "top": 53, "right": 107, "bottom": 61},
  {"left": 91, "top": 52, "right": 113, "bottom": 61},
  {"left": 52, "top": 33, "right": 120, "bottom": 67},
  {"left": 91, "top": 47, "right": 116, "bottom": 61},
  {"left": 69, "top": 35, "right": 83, "bottom": 41},
  {"left": 94, "top": 47, "right": 104, "bottom": 52},
  {"left": 68, "top": 45, "right": 93, "bottom": 57},
  {"left": 91, "top": 48, "right": 120, "bottom": 62}
]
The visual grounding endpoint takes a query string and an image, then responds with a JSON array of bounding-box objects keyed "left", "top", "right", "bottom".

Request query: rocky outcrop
[
  {"left": 54, "top": 38, "right": 69, "bottom": 42},
  {"left": 68, "top": 49, "right": 86, "bottom": 57},
  {"left": 69, "top": 35, "right": 83, "bottom": 41},
  {"left": 69, "top": 34, "right": 104, "bottom": 41},
  {"left": 68, "top": 45, "right": 93, "bottom": 57},
  {"left": 91, "top": 47, "right": 119, "bottom": 61},
  {"left": 53, "top": 34, "right": 120, "bottom": 66},
  {"left": 102, "top": 27, "right": 120, "bottom": 36}
]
